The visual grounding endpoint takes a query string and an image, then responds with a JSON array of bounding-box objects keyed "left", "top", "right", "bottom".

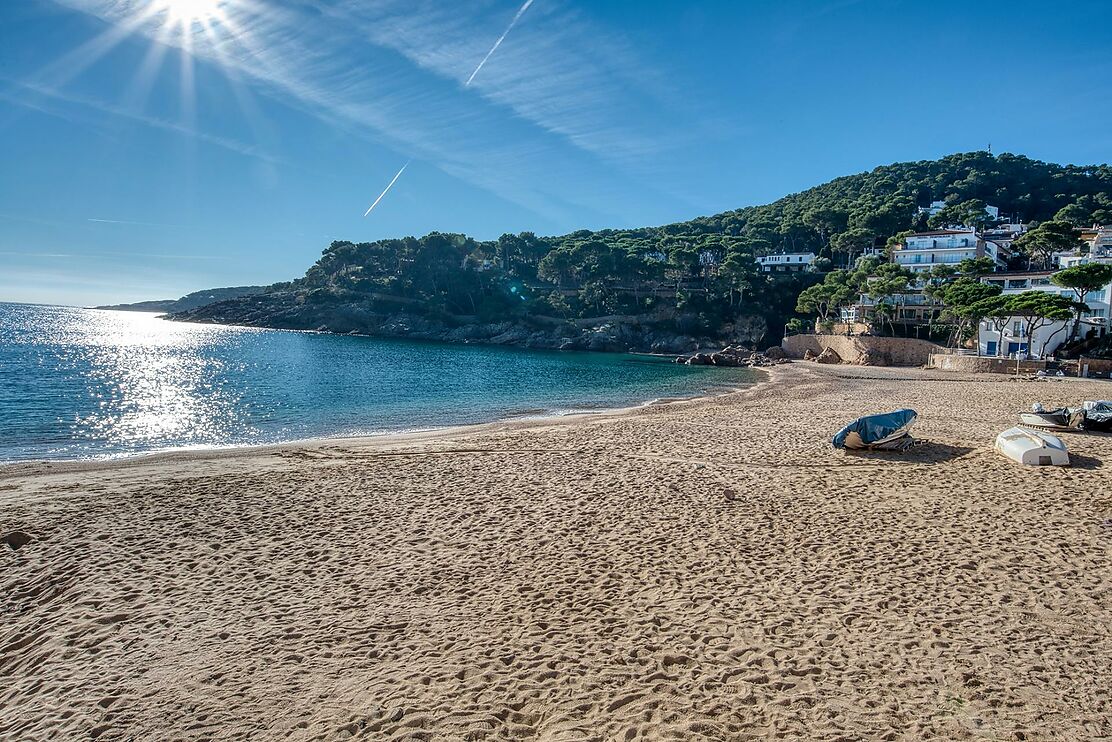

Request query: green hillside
[{"left": 174, "top": 152, "right": 1112, "bottom": 351}]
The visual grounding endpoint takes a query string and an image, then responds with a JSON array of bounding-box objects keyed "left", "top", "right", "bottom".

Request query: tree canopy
[
  {"left": 1051, "top": 262, "right": 1112, "bottom": 340},
  {"left": 242, "top": 152, "right": 1112, "bottom": 347},
  {"left": 1013, "top": 222, "right": 1085, "bottom": 269}
]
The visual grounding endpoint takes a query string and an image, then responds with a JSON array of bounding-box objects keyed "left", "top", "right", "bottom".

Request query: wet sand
[{"left": 2, "top": 364, "right": 1111, "bottom": 740}]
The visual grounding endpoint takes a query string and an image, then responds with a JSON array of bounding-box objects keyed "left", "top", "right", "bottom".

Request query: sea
[{"left": 0, "top": 303, "right": 756, "bottom": 462}]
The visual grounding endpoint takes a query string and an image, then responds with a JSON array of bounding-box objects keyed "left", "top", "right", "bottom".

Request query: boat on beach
[
  {"left": 1018, "top": 407, "right": 1083, "bottom": 430},
  {"left": 832, "top": 409, "right": 918, "bottom": 451},
  {"left": 995, "top": 427, "right": 1070, "bottom": 466},
  {"left": 1019, "top": 402, "right": 1112, "bottom": 433}
]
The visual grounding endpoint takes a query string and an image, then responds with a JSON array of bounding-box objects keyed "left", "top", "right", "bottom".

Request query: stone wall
[
  {"left": 927, "top": 354, "right": 1048, "bottom": 374},
  {"left": 1079, "top": 357, "right": 1112, "bottom": 378},
  {"left": 781, "top": 335, "right": 945, "bottom": 366}
]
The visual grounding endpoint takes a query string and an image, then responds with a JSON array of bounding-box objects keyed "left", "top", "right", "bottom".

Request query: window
[{"left": 1013, "top": 321, "right": 1024, "bottom": 336}]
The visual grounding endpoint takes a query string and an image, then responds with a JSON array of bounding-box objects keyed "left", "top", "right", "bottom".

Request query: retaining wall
[
  {"left": 927, "top": 354, "right": 1048, "bottom": 374},
  {"left": 781, "top": 335, "right": 945, "bottom": 366},
  {"left": 1080, "top": 357, "right": 1112, "bottom": 378}
]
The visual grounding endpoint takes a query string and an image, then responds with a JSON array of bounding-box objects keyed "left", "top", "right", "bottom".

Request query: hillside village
[
  {"left": 163, "top": 153, "right": 1112, "bottom": 364},
  {"left": 783, "top": 215, "right": 1112, "bottom": 361}
]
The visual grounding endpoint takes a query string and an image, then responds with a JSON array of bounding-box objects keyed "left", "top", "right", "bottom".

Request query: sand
[{"left": 2, "top": 363, "right": 1111, "bottom": 741}]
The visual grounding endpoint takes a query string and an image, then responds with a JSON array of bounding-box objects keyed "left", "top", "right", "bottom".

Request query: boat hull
[{"left": 995, "top": 427, "right": 1070, "bottom": 466}]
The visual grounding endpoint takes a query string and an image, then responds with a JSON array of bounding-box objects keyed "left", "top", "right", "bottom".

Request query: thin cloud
[
  {"left": 361, "top": 0, "right": 532, "bottom": 217},
  {"left": 45, "top": 0, "right": 699, "bottom": 224},
  {"left": 2, "top": 77, "right": 281, "bottom": 165},
  {"left": 88, "top": 218, "right": 186, "bottom": 228},
  {"left": 0, "top": 250, "right": 228, "bottom": 260}
]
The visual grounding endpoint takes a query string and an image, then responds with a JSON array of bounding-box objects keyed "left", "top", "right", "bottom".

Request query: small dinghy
[
  {"left": 1018, "top": 403, "right": 1084, "bottom": 431},
  {"left": 1080, "top": 402, "right": 1112, "bottom": 432},
  {"left": 832, "top": 409, "right": 918, "bottom": 451},
  {"left": 995, "top": 427, "right": 1070, "bottom": 466}
]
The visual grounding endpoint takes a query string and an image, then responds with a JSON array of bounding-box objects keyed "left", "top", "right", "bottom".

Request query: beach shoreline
[
  {"left": 3, "top": 363, "right": 1110, "bottom": 740},
  {"left": 0, "top": 368, "right": 770, "bottom": 480}
]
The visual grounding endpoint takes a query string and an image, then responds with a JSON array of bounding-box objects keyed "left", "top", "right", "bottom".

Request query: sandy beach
[{"left": 2, "top": 363, "right": 1111, "bottom": 741}]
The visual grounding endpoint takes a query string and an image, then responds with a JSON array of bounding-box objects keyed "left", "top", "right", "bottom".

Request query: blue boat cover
[{"left": 832, "top": 409, "right": 918, "bottom": 449}]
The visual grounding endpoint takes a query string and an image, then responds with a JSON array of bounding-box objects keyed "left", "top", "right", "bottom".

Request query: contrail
[
  {"left": 465, "top": 0, "right": 535, "bottom": 87},
  {"left": 360, "top": 1, "right": 535, "bottom": 216},
  {"left": 363, "top": 161, "right": 410, "bottom": 217}
]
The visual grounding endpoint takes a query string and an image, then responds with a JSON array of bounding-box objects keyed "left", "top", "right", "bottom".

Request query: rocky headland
[{"left": 170, "top": 291, "right": 768, "bottom": 355}]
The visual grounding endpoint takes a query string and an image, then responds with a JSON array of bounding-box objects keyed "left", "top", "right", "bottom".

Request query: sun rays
[
  {"left": 159, "top": 0, "right": 224, "bottom": 25},
  {"left": 31, "top": 0, "right": 270, "bottom": 153}
]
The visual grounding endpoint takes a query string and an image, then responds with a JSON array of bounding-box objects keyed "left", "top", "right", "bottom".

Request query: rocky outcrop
[
  {"left": 815, "top": 347, "right": 843, "bottom": 364},
  {"left": 803, "top": 349, "right": 818, "bottom": 361},
  {"left": 170, "top": 292, "right": 751, "bottom": 355},
  {"left": 675, "top": 346, "right": 791, "bottom": 368}
]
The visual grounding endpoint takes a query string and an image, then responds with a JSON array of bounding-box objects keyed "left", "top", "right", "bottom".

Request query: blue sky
[{"left": 2, "top": 0, "right": 1111, "bottom": 306}]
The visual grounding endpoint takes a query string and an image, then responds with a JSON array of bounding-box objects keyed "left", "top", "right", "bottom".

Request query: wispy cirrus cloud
[
  {"left": 0, "top": 249, "right": 226, "bottom": 260},
  {"left": 38, "top": 0, "right": 705, "bottom": 225},
  {"left": 326, "top": 0, "right": 686, "bottom": 163},
  {"left": 87, "top": 217, "right": 185, "bottom": 227},
  {"left": 1, "top": 77, "right": 281, "bottom": 164}
]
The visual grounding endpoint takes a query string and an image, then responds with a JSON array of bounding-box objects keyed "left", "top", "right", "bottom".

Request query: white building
[
  {"left": 1052, "top": 227, "right": 1112, "bottom": 269},
  {"left": 976, "top": 270, "right": 1111, "bottom": 357},
  {"left": 980, "top": 224, "right": 1027, "bottom": 264},
  {"left": 892, "top": 229, "right": 1006, "bottom": 273},
  {"left": 840, "top": 289, "right": 941, "bottom": 326},
  {"left": 917, "top": 201, "right": 1000, "bottom": 220},
  {"left": 757, "top": 252, "right": 816, "bottom": 272},
  {"left": 1090, "top": 226, "right": 1112, "bottom": 254}
]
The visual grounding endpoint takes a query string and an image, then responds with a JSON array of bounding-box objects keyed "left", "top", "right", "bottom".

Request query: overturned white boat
[{"left": 995, "top": 427, "right": 1070, "bottom": 466}]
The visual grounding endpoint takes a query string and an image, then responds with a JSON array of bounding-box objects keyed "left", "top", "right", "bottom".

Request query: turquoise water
[{"left": 0, "top": 303, "right": 755, "bottom": 462}]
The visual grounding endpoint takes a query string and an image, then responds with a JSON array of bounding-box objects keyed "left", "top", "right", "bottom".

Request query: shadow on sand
[
  {"left": 843, "top": 441, "right": 974, "bottom": 465},
  {"left": 1066, "top": 452, "right": 1104, "bottom": 470}
]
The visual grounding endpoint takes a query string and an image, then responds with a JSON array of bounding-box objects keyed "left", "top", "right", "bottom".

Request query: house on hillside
[
  {"left": 917, "top": 201, "right": 1000, "bottom": 220},
  {"left": 976, "top": 269, "right": 1112, "bottom": 357},
  {"left": 1051, "top": 227, "right": 1112, "bottom": 269},
  {"left": 757, "top": 252, "right": 816, "bottom": 272},
  {"left": 891, "top": 228, "right": 1007, "bottom": 273},
  {"left": 980, "top": 224, "right": 1027, "bottom": 266},
  {"left": 840, "top": 287, "right": 943, "bottom": 328}
]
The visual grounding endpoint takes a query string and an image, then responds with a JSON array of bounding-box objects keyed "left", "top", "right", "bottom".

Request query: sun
[{"left": 158, "top": 0, "right": 224, "bottom": 24}]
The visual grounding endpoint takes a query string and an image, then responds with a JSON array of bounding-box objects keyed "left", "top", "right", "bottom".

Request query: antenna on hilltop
[{"left": 988, "top": 142, "right": 992, "bottom": 154}]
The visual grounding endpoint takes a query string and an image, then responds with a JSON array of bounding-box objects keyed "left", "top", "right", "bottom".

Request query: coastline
[
  {"left": 0, "top": 367, "right": 772, "bottom": 480},
  {"left": 3, "top": 363, "right": 1110, "bottom": 740}
]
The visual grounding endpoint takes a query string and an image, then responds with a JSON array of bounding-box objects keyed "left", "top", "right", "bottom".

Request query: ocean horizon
[{"left": 0, "top": 302, "right": 755, "bottom": 463}]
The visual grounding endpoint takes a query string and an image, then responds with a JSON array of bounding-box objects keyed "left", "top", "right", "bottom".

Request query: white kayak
[{"left": 995, "top": 427, "right": 1070, "bottom": 467}]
